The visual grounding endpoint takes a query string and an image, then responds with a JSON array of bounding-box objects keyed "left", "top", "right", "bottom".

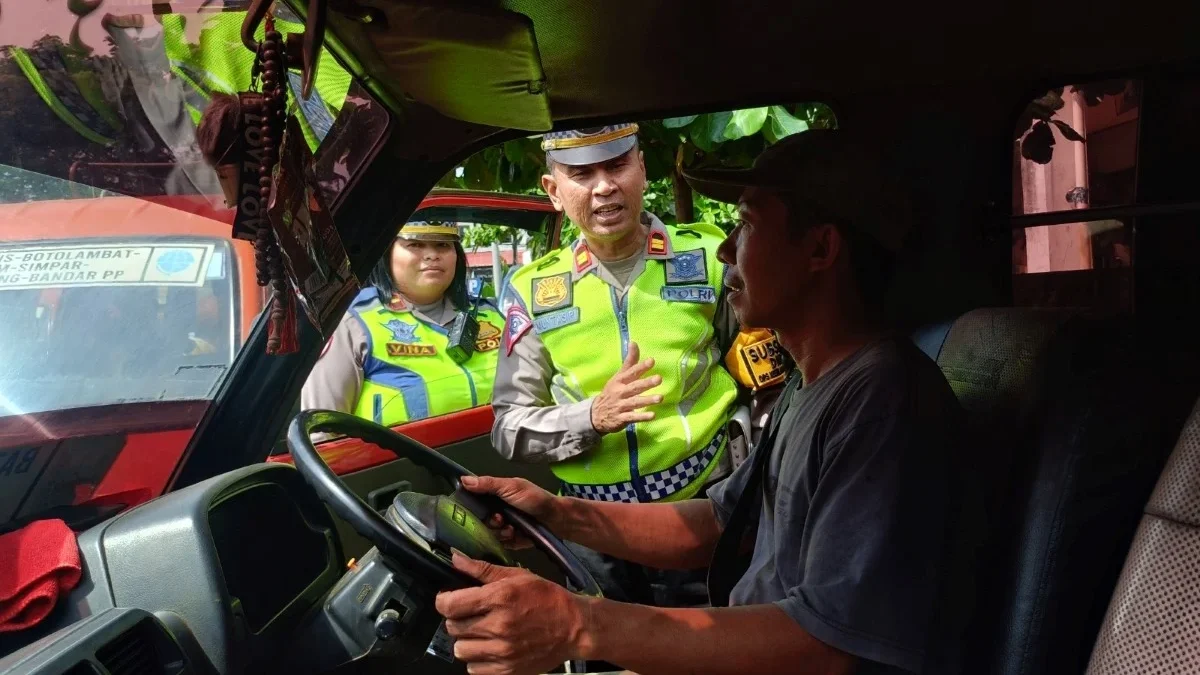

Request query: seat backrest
[
  {"left": 1085, "top": 398, "right": 1200, "bottom": 674},
  {"left": 933, "top": 308, "right": 1197, "bottom": 675}
]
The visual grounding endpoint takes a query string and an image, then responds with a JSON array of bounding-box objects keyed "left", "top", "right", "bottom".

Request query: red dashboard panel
[{"left": 267, "top": 406, "right": 495, "bottom": 475}]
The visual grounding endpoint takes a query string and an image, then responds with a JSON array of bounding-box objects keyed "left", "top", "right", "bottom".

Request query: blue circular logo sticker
[{"left": 156, "top": 250, "right": 196, "bottom": 275}]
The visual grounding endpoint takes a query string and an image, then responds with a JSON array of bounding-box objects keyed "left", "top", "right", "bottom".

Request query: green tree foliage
[{"left": 439, "top": 103, "right": 837, "bottom": 258}]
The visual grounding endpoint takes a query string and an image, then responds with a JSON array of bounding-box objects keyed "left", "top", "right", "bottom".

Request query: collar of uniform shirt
[{"left": 571, "top": 211, "right": 676, "bottom": 282}]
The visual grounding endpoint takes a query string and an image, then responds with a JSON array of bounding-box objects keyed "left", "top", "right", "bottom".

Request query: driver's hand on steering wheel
[
  {"left": 437, "top": 550, "right": 588, "bottom": 675},
  {"left": 460, "top": 475, "right": 562, "bottom": 551}
]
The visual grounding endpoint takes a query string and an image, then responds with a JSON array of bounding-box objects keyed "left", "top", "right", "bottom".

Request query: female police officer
[{"left": 301, "top": 221, "right": 506, "bottom": 426}]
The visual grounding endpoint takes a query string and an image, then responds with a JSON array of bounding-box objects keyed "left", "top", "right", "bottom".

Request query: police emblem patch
[
  {"left": 665, "top": 249, "right": 707, "bottom": 285},
  {"left": 475, "top": 321, "right": 502, "bottom": 352},
  {"left": 384, "top": 319, "right": 418, "bottom": 343},
  {"left": 531, "top": 272, "right": 572, "bottom": 314},
  {"left": 661, "top": 285, "right": 716, "bottom": 304},
  {"left": 504, "top": 306, "right": 533, "bottom": 355},
  {"left": 533, "top": 307, "right": 581, "bottom": 335}
]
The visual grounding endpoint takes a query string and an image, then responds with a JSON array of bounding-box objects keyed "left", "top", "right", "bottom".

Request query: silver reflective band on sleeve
[{"left": 560, "top": 428, "right": 726, "bottom": 503}]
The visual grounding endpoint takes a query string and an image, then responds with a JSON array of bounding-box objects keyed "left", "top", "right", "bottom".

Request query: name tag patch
[
  {"left": 534, "top": 306, "right": 581, "bottom": 334},
  {"left": 530, "top": 272, "right": 573, "bottom": 314},
  {"left": 664, "top": 249, "right": 708, "bottom": 285},
  {"left": 661, "top": 285, "right": 716, "bottom": 304},
  {"left": 387, "top": 343, "right": 437, "bottom": 357}
]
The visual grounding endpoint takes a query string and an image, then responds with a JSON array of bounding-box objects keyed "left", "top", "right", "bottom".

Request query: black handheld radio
[{"left": 446, "top": 294, "right": 482, "bottom": 365}]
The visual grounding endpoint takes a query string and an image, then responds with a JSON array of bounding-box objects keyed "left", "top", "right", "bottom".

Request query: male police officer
[{"left": 491, "top": 124, "right": 743, "bottom": 608}]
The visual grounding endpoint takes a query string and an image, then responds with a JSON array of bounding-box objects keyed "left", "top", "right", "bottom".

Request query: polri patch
[
  {"left": 533, "top": 306, "right": 581, "bottom": 334},
  {"left": 530, "top": 272, "right": 573, "bottom": 314},
  {"left": 665, "top": 249, "right": 707, "bottom": 285},
  {"left": 661, "top": 285, "right": 716, "bottom": 304}
]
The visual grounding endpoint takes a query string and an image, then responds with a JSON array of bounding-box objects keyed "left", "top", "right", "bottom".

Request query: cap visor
[
  {"left": 682, "top": 166, "right": 791, "bottom": 204},
  {"left": 547, "top": 135, "right": 638, "bottom": 166}
]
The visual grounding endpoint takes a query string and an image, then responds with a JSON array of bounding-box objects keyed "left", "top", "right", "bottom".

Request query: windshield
[{"left": 0, "top": 2, "right": 383, "bottom": 530}]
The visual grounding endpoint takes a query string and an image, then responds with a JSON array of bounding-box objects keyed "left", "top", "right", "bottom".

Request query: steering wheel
[{"left": 287, "top": 409, "right": 601, "bottom": 595}]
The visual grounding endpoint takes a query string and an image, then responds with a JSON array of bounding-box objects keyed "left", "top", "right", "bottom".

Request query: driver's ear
[{"left": 541, "top": 173, "right": 564, "bottom": 212}]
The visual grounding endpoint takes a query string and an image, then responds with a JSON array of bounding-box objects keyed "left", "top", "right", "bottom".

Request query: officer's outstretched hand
[
  {"left": 460, "top": 475, "right": 560, "bottom": 550},
  {"left": 590, "top": 342, "right": 663, "bottom": 435}
]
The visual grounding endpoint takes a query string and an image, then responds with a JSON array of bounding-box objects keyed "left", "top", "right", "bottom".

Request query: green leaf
[
  {"left": 502, "top": 140, "right": 525, "bottom": 165},
  {"left": 663, "top": 115, "right": 698, "bottom": 129},
  {"left": 724, "top": 108, "right": 768, "bottom": 140},
  {"left": 689, "top": 112, "right": 732, "bottom": 151},
  {"left": 768, "top": 106, "right": 809, "bottom": 141}
]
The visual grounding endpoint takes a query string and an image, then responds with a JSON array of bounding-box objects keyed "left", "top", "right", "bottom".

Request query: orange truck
[
  {"left": 0, "top": 192, "right": 263, "bottom": 529},
  {"left": 0, "top": 184, "right": 561, "bottom": 531}
]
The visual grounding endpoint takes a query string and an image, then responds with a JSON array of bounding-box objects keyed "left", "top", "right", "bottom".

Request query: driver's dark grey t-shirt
[{"left": 707, "top": 336, "right": 968, "bottom": 674}]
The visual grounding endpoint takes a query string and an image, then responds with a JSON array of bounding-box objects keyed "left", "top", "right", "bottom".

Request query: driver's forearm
[
  {"left": 553, "top": 497, "right": 721, "bottom": 570},
  {"left": 574, "top": 600, "right": 857, "bottom": 675}
]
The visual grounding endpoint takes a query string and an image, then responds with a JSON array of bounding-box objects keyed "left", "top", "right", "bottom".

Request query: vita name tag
[
  {"left": 661, "top": 285, "right": 716, "bottom": 304},
  {"left": 387, "top": 343, "right": 437, "bottom": 357},
  {"left": 737, "top": 334, "right": 788, "bottom": 389},
  {"left": 534, "top": 306, "right": 581, "bottom": 334}
]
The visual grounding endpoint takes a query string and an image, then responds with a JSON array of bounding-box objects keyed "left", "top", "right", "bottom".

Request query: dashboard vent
[{"left": 95, "top": 619, "right": 183, "bottom": 675}]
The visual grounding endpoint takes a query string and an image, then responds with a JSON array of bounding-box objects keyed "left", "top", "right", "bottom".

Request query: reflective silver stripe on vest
[{"left": 561, "top": 428, "right": 726, "bottom": 503}]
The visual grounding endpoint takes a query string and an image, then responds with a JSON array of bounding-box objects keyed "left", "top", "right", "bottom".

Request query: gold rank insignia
[
  {"left": 575, "top": 247, "right": 593, "bottom": 273},
  {"left": 648, "top": 230, "right": 667, "bottom": 255},
  {"left": 531, "top": 272, "right": 573, "bottom": 314}
]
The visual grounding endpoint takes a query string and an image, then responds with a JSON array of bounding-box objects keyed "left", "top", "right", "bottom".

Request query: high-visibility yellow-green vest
[
  {"left": 351, "top": 290, "right": 504, "bottom": 427},
  {"left": 505, "top": 220, "right": 737, "bottom": 502}
]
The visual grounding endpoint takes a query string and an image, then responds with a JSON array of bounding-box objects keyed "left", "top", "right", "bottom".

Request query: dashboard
[{"left": 0, "top": 464, "right": 347, "bottom": 675}]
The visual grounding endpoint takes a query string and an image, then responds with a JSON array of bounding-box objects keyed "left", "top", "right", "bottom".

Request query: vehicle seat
[
  {"left": 1085, "top": 397, "right": 1200, "bottom": 674},
  {"left": 930, "top": 308, "right": 1197, "bottom": 675}
]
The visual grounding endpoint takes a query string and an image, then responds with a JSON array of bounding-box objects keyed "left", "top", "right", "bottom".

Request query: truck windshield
[{"left": 0, "top": 1, "right": 384, "bottom": 529}]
